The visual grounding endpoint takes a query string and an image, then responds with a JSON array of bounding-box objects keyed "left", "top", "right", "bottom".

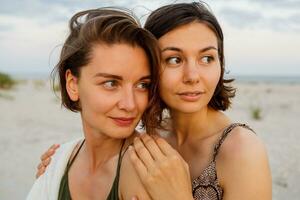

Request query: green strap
[
  {"left": 58, "top": 139, "right": 85, "bottom": 200},
  {"left": 106, "top": 139, "right": 127, "bottom": 200},
  {"left": 58, "top": 139, "right": 126, "bottom": 200}
]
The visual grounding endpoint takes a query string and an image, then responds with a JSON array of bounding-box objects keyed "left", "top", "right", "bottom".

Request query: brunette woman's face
[
  {"left": 66, "top": 43, "right": 151, "bottom": 138},
  {"left": 158, "top": 22, "right": 221, "bottom": 114}
]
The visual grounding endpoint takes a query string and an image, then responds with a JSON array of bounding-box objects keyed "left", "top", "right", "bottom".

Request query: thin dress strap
[
  {"left": 58, "top": 139, "right": 85, "bottom": 200},
  {"left": 58, "top": 139, "right": 126, "bottom": 200},
  {"left": 115, "top": 139, "right": 127, "bottom": 177},
  {"left": 212, "top": 123, "right": 255, "bottom": 161},
  {"left": 106, "top": 139, "right": 127, "bottom": 200},
  {"left": 67, "top": 139, "right": 85, "bottom": 168}
]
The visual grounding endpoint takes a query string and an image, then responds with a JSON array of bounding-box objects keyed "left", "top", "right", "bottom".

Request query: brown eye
[
  {"left": 166, "top": 57, "right": 181, "bottom": 66},
  {"left": 136, "top": 82, "right": 151, "bottom": 91},
  {"left": 103, "top": 80, "right": 118, "bottom": 89},
  {"left": 201, "top": 56, "right": 214, "bottom": 64}
]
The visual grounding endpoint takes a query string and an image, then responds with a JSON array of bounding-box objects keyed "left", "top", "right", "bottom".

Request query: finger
[
  {"left": 133, "top": 137, "right": 155, "bottom": 170},
  {"left": 153, "top": 136, "right": 188, "bottom": 167},
  {"left": 140, "top": 134, "right": 164, "bottom": 161},
  {"left": 128, "top": 145, "right": 148, "bottom": 180},
  {"left": 48, "top": 143, "right": 60, "bottom": 152},
  {"left": 154, "top": 137, "right": 189, "bottom": 174},
  {"left": 131, "top": 196, "right": 138, "bottom": 200},
  {"left": 155, "top": 137, "right": 178, "bottom": 156},
  {"left": 37, "top": 162, "right": 44, "bottom": 170},
  {"left": 49, "top": 144, "right": 60, "bottom": 150},
  {"left": 41, "top": 150, "right": 52, "bottom": 161},
  {"left": 42, "top": 157, "right": 51, "bottom": 167},
  {"left": 35, "top": 166, "right": 45, "bottom": 179},
  {"left": 40, "top": 145, "right": 58, "bottom": 160}
]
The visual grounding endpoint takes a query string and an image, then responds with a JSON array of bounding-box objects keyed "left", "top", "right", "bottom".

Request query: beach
[{"left": 0, "top": 78, "right": 299, "bottom": 199}]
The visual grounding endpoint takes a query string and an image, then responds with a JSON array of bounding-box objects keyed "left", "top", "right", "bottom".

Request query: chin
[
  {"left": 109, "top": 125, "right": 137, "bottom": 139},
  {"left": 172, "top": 104, "right": 205, "bottom": 114}
]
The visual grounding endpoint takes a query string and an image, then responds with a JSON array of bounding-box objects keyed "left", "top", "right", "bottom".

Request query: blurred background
[{"left": 0, "top": 0, "right": 299, "bottom": 199}]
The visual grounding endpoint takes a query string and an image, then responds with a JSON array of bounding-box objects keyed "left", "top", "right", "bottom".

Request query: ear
[{"left": 65, "top": 69, "right": 79, "bottom": 101}]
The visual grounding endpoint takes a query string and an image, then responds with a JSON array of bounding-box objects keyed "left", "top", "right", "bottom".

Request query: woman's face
[
  {"left": 158, "top": 22, "right": 221, "bottom": 114},
  {"left": 66, "top": 43, "right": 151, "bottom": 139}
]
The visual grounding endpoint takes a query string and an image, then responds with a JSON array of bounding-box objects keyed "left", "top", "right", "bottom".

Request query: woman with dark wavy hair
[
  {"left": 125, "top": 2, "right": 271, "bottom": 200},
  {"left": 35, "top": 2, "right": 271, "bottom": 200}
]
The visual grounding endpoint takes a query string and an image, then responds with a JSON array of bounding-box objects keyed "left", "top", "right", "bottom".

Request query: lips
[
  {"left": 110, "top": 117, "right": 135, "bottom": 127},
  {"left": 177, "top": 91, "right": 204, "bottom": 102}
]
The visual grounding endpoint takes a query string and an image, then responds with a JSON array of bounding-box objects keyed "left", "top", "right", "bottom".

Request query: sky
[{"left": 0, "top": 0, "right": 299, "bottom": 77}]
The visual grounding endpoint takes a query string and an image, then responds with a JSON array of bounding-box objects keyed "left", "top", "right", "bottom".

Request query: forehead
[
  {"left": 158, "top": 22, "right": 218, "bottom": 49},
  {"left": 83, "top": 43, "right": 150, "bottom": 76}
]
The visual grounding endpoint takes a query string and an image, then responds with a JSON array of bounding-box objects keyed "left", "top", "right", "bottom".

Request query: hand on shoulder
[{"left": 120, "top": 133, "right": 192, "bottom": 200}]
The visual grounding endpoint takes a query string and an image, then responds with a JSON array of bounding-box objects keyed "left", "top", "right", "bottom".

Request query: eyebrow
[
  {"left": 140, "top": 75, "right": 151, "bottom": 80},
  {"left": 161, "top": 46, "right": 218, "bottom": 53},
  {"left": 200, "top": 46, "right": 218, "bottom": 53},
  {"left": 161, "top": 47, "right": 182, "bottom": 53},
  {"left": 94, "top": 73, "right": 122, "bottom": 80},
  {"left": 94, "top": 73, "right": 151, "bottom": 81}
]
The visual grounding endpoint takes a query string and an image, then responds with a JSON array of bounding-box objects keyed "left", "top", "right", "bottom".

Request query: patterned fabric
[{"left": 192, "top": 123, "right": 254, "bottom": 200}]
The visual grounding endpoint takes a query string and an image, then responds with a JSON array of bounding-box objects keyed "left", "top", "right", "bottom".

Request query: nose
[
  {"left": 182, "top": 60, "right": 200, "bottom": 85},
  {"left": 117, "top": 87, "right": 137, "bottom": 112}
]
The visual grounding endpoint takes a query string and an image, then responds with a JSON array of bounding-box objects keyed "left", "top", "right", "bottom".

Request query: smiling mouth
[
  {"left": 177, "top": 91, "right": 204, "bottom": 95},
  {"left": 109, "top": 117, "right": 136, "bottom": 127},
  {"left": 176, "top": 91, "right": 205, "bottom": 101},
  {"left": 178, "top": 91, "right": 202, "bottom": 95}
]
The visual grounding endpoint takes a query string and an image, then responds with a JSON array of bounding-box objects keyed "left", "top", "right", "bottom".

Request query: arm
[
  {"left": 128, "top": 134, "right": 194, "bottom": 200},
  {"left": 218, "top": 128, "right": 272, "bottom": 200},
  {"left": 29, "top": 140, "right": 80, "bottom": 199},
  {"left": 36, "top": 144, "right": 60, "bottom": 178}
]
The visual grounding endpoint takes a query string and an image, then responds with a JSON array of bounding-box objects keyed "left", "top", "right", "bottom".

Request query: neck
[
  {"left": 81, "top": 121, "right": 124, "bottom": 172},
  {"left": 170, "top": 107, "right": 230, "bottom": 146}
]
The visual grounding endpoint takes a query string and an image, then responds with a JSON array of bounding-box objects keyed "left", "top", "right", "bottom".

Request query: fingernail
[
  {"left": 128, "top": 145, "right": 133, "bottom": 151},
  {"left": 131, "top": 196, "right": 137, "bottom": 200}
]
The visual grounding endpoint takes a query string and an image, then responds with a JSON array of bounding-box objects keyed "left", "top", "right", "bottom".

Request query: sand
[{"left": 0, "top": 79, "right": 299, "bottom": 199}]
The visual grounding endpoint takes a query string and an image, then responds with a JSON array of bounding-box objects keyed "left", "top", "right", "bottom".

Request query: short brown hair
[
  {"left": 145, "top": 2, "right": 236, "bottom": 113},
  {"left": 51, "top": 7, "right": 161, "bottom": 133}
]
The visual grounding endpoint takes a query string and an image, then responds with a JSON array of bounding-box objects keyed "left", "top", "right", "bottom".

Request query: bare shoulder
[
  {"left": 218, "top": 126, "right": 267, "bottom": 161},
  {"left": 119, "top": 136, "right": 151, "bottom": 200},
  {"left": 216, "top": 126, "right": 272, "bottom": 200}
]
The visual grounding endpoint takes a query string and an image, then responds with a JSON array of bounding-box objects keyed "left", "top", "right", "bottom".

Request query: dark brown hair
[
  {"left": 51, "top": 7, "right": 161, "bottom": 133},
  {"left": 145, "top": 2, "right": 236, "bottom": 113}
]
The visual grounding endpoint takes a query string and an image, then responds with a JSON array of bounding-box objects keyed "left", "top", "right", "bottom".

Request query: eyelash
[
  {"left": 164, "top": 55, "right": 215, "bottom": 67},
  {"left": 102, "top": 80, "right": 118, "bottom": 89},
  {"left": 136, "top": 82, "right": 151, "bottom": 91},
  {"left": 101, "top": 80, "right": 151, "bottom": 91},
  {"left": 201, "top": 55, "right": 215, "bottom": 64},
  {"left": 165, "top": 56, "right": 182, "bottom": 66}
]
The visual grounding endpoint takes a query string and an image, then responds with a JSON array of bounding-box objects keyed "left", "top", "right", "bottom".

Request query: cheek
[
  {"left": 207, "top": 66, "right": 221, "bottom": 93},
  {"left": 214, "top": 66, "right": 222, "bottom": 86},
  {"left": 159, "top": 68, "right": 179, "bottom": 93},
  {"left": 136, "top": 93, "right": 149, "bottom": 113},
  {"left": 159, "top": 75, "right": 172, "bottom": 102},
  {"left": 79, "top": 87, "right": 114, "bottom": 114}
]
